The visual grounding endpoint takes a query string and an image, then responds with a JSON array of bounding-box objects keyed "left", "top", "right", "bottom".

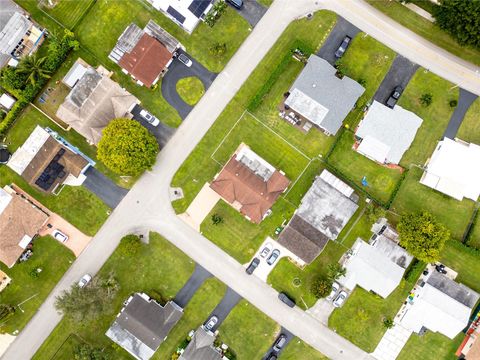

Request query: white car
[
  {"left": 52, "top": 229, "right": 68, "bottom": 243},
  {"left": 177, "top": 53, "right": 192, "bottom": 67},
  {"left": 327, "top": 281, "right": 340, "bottom": 301},
  {"left": 78, "top": 274, "right": 92, "bottom": 288},
  {"left": 139, "top": 109, "right": 160, "bottom": 126},
  {"left": 259, "top": 242, "right": 273, "bottom": 258},
  {"left": 204, "top": 315, "right": 218, "bottom": 331},
  {"left": 333, "top": 290, "right": 348, "bottom": 308}
]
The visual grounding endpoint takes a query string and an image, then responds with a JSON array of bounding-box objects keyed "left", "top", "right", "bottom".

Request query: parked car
[
  {"left": 260, "top": 242, "right": 273, "bottom": 258},
  {"left": 278, "top": 292, "right": 295, "bottom": 308},
  {"left": 139, "top": 109, "right": 160, "bottom": 126},
  {"left": 177, "top": 53, "right": 192, "bottom": 67},
  {"left": 333, "top": 290, "right": 348, "bottom": 308},
  {"left": 52, "top": 229, "right": 68, "bottom": 243},
  {"left": 226, "top": 0, "right": 243, "bottom": 9},
  {"left": 326, "top": 281, "right": 340, "bottom": 301},
  {"left": 386, "top": 86, "right": 403, "bottom": 108},
  {"left": 78, "top": 274, "right": 92, "bottom": 288},
  {"left": 273, "top": 334, "right": 287, "bottom": 352},
  {"left": 334, "top": 36, "right": 352, "bottom": 58},
  {"left": 246, "top": 257, "right": 260, "bottom": 275},
  {"left": 204, "top": 315, "right": 218, "bottom": 331},
  {"left": 266, "top": 249, "right": 280, "bottom": 265}
]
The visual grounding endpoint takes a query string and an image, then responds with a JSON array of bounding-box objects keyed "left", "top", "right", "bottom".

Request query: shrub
[
  {"left": 204, "top": 1, "right": 227, "bottom": 27},
  {"left": 209, "top": 42, "right": 227, "bottom": 57},
  {"left": 420, "top": 93, "right": 433, "bottom": 107},
  {"left": 119, "top": 235, "right": 142, "bottom": 256},
  {"left": 310, "top": 278, "right": 332, "bottom": 299},
  {"left": 326, "top": 263, "right": 346, "bottom": 282},
  {"left": 449, "top": 99, "right": 458, "bottom": 107},
  {"left": 211, "top": 213, "right": 224, "bottom": 225},
  {"left": 383, "top": 317, "right": 395, "bottom": 329}
]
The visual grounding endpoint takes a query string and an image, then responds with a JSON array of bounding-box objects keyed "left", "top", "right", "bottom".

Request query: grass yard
[
  {"left": 33, "top": 233, "right": 195, "bottom": 360},
  {"left": 176, "top": 77, "right": 205, "bottom": 106},
  {"left": 398, "top": 69, "right": 458, "bottom": 167},
  {"left": 337, "top": 34, "right": 395, "bottom": 129},
  {"left": 328, "top": 130, "right": 404, "bottom": 204},
  {"left": 257, "top": 0, "right": 273, "bottom": 7},
  {"left": 390, "top": 167, "right": 475, "bottom": 241},
  {"left": 366, "top": 0, "right": 480, "bottom": 66},
  {"left": 0, "top": 236, "right": 75, "bottom": 334},
  {"left": 171, "top": 11, "right": 338, "bottom": 212},
  {"left": 39, "top": 0, "right": 95, "bottom": 29},
  {"left": 280, "top": 338, "right": 328, "bottom": 360},
  {"left": 283, "top": 159, "right": 326, "bottom": 206},
  {"left": 218, "top": 300, "right": 280, "bottom": 360},
  {"left": 397, "top": 331, "right": 463, "bottom": 360},
  {"left": 441, "top": 241, "right": 480, "bottom": 293},
  {"left": 50, "top": 334, "right": 85, "bottom": 360},
  {"left": 466, "top": 213, "right": 480, "bottom": 249},
  {"left": 457, "top": 98, "right": 480, "bottom": 145}
]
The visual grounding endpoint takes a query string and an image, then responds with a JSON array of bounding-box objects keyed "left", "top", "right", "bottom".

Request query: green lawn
[
  {"left": 441, "top": 241, "right": 480, "bottom": 293},
  {"left": 51, "top": 334, "right": 85, "bottom": 360},
  {"left": 218, "top": 300, "right": 279, "bottom": 360},
  {"left": 39, "top": 0, "right": 95, "bottom": 29},
  {"left": 257, "top": 0, "right": 273, "bottom": 7},
  {"left": 398, "top": 69, "right": 458, "bottom": 167},
  {"left": 466, "top": 212, "right": 480, "bottom": 249},
  {"left": 337, "top": 34, "right": 396, "bottom": 129},
  {"left": 328, "top": 130, "right": 404, "bottom": 204},
  {"left": 0, "top": 236, "right": 75, "bottom": 334},
  {"left": 280, "top": 338, "right": 328, "bottom": 360},
  {"left": 283, "top": 159, "right": 326, "bottom": 206},
  {"left": 397, "top": 331, "right": 463, "bottom": 360},
  {"left": 366, "top": 0, "right": 480, "bottom": 66},
  {"left": 171, "top": 11, "right": 338, "bottom": 213},
  {"left": 457, "top": 98, "right": 480, "bottom": 145},
  {"left": 33, "top": 233, "right": 195, "bottom": 360},
  {"left": 176, "top": 77, "right": 205, "bottom": 106},
  {"left": 391, "top": 167, "right": 475, "bottom": 241}
]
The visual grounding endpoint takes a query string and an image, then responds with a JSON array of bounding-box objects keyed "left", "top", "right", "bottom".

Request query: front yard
[
  {"left": 397, "top": 332, "right": 463, "bottom": 360},
  {"left": 457, "top": 98, "right": 480, "bottom": 144},
  {"left": 280, "top": 338, "right": 328, "bottom": 360}
]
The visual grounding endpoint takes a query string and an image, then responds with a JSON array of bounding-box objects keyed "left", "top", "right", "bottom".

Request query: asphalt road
[
  {"left": 4, "top": 0, "right": 480, "bottom": 359},
  {"left": 174, "top": 263, "right": 212, "bottom": 308},
  {"left": 204, "top": 287, "right": 242, "bottom": 332},
  {"left": 82, "top": 167, "right": 128, "bottom": 209},
  {"left": 443, "top": 88, "right": 478, "bottom": 139},
  {"left": 232, "top": 0, "right": 267, "bottom": 27}
]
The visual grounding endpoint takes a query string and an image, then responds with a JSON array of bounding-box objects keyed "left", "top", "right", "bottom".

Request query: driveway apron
[
  {"left": 232, "top": 0, "right": 267, "bottom": 27},
  {"left": 174, "top": 263, "right": 212, "bottom": 308},
  {"left": 443, "top": 88, "right": 478, "bottom": 139},
  {"left": 82, "top": 167, "right": 129, "bottom": 209}
]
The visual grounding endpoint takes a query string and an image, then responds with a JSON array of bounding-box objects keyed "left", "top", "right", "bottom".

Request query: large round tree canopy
[{"left": 97, "top": 118, "right": 159, "bottom": 176}]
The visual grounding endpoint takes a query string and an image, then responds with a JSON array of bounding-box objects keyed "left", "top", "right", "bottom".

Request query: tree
[
  {"left": 327, "top": 263, "right": 346, "bottom": 282},
  {"left": 310, "top": 278, "right": 332, "bottom": 299},
  {"left": 0, "top": 304, "right": 15, "bottom": 321},
  {"left": 16, "top": 55, "right": 51, "bottom": 86},
  {"left": 97, "top": 118, "right": 159, "bottom": 176},
  {"left": 398, "top": 212, "right": 450, "bottom": 262},
  {"left": 0, "top": 66, "right": 28, "bottom": 91},
  {"left": 433, "top": 0, "right": 480, "bottom": 48},
  {"left": 365, "top": 204, "right": 387, "bottom": 223},
  {"left": 420, "top": 93, "right": 433, "bottom": 107},
  {"left": 119, "top": 234, "right": 143, "bottom": 256},
  {"left": 211, "top": 213, "right": 224, "bottom": 225},
  {"left": 383, "top": 317, "right": 395, "bottom": 329},
  {"left": 74, "top": 344, "right": 110, "bottom": 360}
]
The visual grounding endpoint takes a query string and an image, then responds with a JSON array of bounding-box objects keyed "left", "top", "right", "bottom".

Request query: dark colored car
[
  {"left": 266, "top": 354, "right": 277, "bottom": 360},
  {"left": 246, "top": 257, "right": 260, "bottom": 275},
  {"left": 334, "top": 36, "right": 352, "bottom": 58},
  {"left": 278, "top": 292, "right": 295, "bottom": 308},
  {"left": 386, "top": 86, "right": 403, "bottom": 108},
  {"left": 273, "top": 334, "right": 287, "bottom": 352},
  {"left": 226, "top": 0, "right": 243, "bottom": 9},
  {"left": 266, "top": 249, "right": 280, "bottom": 265}
]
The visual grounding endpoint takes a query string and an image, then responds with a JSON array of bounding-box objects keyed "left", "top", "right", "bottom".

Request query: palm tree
[{"left": 16, "top": 55, "right": 51, "bottom": 86}]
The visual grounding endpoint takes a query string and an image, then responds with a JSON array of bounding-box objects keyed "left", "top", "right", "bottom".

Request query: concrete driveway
[
  {"left": 306, "top": 298, "right": 336, "bottom": 325},
  {"left": 178, "top": 183, "right": 221, "bottom": 231},
  {"left": 230, "top": 0, "right": 267, "bottom": 27},
  {"left": 443, "top": 88, "right": 478, "bottom": 139},
  {"left": 204, "top": 287, "right": 242, "bottom": 332},
  {"left": 174, "top": 263, "right": 212, "bottom": 308},
  {"left": 161, "top": 51, "right": 217, "bottom": 120},
  {"left": 262, "top": 328, "right": 294, "bottom": 359},
  {"left": 131, "top": 104, "right": 176, "bottom": 148},
  {"left": 373, "top": 54, "right": 418, "bottom": 104},
  {"left": 82, "top": 167, "right": 129, "bottom": 209},
  {"left": 317, "top": 16, "right": 360, "bottom": 66}
]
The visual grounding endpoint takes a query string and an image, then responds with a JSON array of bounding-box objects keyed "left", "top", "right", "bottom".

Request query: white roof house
[
  {"left": 0, "top": 93, "right": 16, "bottom": 110},
  {"left": 400, "top": 271, "right": 479, "bottom": 339},
  {"left": 355, "top": 101, "right": 423, "bottom": 164},
  {"left": 420, "top": 138, "right": 480, "bottom": 201},
  {"left": 340, "top": 237, "right": 413, "bottom": 298}
]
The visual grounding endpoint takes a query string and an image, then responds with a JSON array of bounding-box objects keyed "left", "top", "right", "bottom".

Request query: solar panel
[
  {"left": 188, "top": 0, "right": 212, "bottom": 18},
  {"left": 167, "top": 6, "right": 186, "bottom": 24}
]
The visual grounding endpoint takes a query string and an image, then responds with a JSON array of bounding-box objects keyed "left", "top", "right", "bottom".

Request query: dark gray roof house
[
  {"left": 278, "top": 170, "right": 359, "bottom": 263},
  {"left": 106, "top": 293, "right": 183, "bottom": 360},
  {"left": 179, "top": 327, "right": 224, "bottom": 360},
  {"left": 284, "top": 54, "right": 364, "bottom": 136}
]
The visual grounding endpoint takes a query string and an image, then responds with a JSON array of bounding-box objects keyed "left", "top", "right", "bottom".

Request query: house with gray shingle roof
[
  {"left": 179, "top": 326, "right": 225, "bottom": 360},
  {"left": 283, "top": 55, "right": 365, "bottom": 135}
]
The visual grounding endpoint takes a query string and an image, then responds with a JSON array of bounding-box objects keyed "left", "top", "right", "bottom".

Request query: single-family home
[
  {"left": 56, "top": 59, "right": 140, "bottom": 145},
  {"left": 281, "top": 54, "right": 364, "bottom": 135},
  {"left": 7, "top": 126, "right": 93, "bottom": 193},
  {"left": 0, "top": 185, "right": 49, "bottom": 268},
  {"left": 456, "top": 309, "right": 480, "bottom": 359},
  {"left": 354, "top": 101, "right": 423, "bottom": 165},
  {"left": 0, "top": 93, "right": 16, "bottom": 111},
  {"left": 106, "top": 293, "right": 183, "bottom": 360},
  {"left": 109, "top": 20, "right": 182, "bottom": 87},
  {"left": 0, "top": 0, "right": 45, "bottom": 68},
  {"left": 179, "top": 326, "right": 225, "bottom": 360},
  {"left": 278, "top": 169, "right": 359, "bottom": 264},
  {"left": 210, "top": 143, "right": 290, "bottom": 224},
  {"left": 420, "top": 138, "right": 480, "bottom": 201},
  {"left": 145, "top": 0, "right": 213, "bottom": 33},
  {"left": 399, "top": 271, "right": 479, "bottom": 339}
]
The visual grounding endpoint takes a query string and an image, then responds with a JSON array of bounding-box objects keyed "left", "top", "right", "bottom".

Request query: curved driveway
[{"left": 3, "top": 1, "right": 480, "bottom": 360}]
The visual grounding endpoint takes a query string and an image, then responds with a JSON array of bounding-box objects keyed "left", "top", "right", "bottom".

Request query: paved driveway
[
  {"left": 131, "top": 104, "right": 176, "bottom": 148},
  {"left": 373, "top": 54, "right": 418, "bottom": 104},
  {"left": 317, "top": 16, "right": 360, "bottom": 66},
  {"left": 443, "top": 88, "right": 478, "bottom": 139},
  {"left": 204, "top": 287, "right": 242, "bottom": 332},
  {"left": 306, "top": 298, "right": 335, "bottom": 324},
  {"left": 82, "top": 167, "right": 129, "bottom": 209},
  {"left": 174, "top": 263, "right": 212, "bottom": 308},
  {"left": 231, "top": 0, "right": 267, "bottom": 27},
  {"left": 161, "top": 51, "right": 217, "bottom": 119},
  {"left": 262, "top": 328, "right": 294, "bottom": 359},
  {"left": 178, "top": 183, "right": 221, "bottom": 231}
]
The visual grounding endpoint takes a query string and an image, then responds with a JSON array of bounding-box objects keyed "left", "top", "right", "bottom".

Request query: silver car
[
  {"left": 204, "top": 315, "right": 218, "bottom": 331},
  {"left": 333, "top": 290, "right": 348, "bottom": 308},
  {"left": 327, "top": 282, "right": 340, "bottom": 301}
]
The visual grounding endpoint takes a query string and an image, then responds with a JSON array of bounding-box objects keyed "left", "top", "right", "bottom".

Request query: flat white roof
[
  {"left": 63, "top": 61, "right": 88, "bottom": 88},
  {"left": 235, "top": 143, "right": 276, "bottom": 182},
  {"left": 357, "top": 135, "right": 391, "bottom": 164},
  {"left": 420, "top": 138, "right": 480, "bottom": 201},
  {"left": 0, "top": 93, "right": 15, "bottom": 109},
  {"left": 284, "top": 88, "right": 330, "bottom": 128},
  {"left": 0, "top": 187, "right": 12, "bottom": 215}
]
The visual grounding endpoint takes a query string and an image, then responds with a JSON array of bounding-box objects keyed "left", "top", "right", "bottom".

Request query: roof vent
[{"left": 312, "top": 83, "right": 317, "bottom": 88}]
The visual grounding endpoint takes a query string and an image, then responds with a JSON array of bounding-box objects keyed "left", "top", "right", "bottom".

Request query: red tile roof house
[
  {"left": 109, "top": 20, "right": 182, "bottom": 88},
  {"left": 210, "top": 144, "right": 290, "bottom": 224}
]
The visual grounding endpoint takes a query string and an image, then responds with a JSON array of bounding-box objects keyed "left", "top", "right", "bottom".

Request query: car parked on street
[
  {"left": 260, "top": 243, "right": 273, "bottom": 258},
  {"left": 266, "top": 249, "right": 280, "bottom": 265},
  {"left": 335, "top": 36, "right": 352, "bottom": 58},
  {"left": 327, "top": 281, "right": 340, "bottom": 301},
  {"left": 78, "top": 274, "right": 92, "bottom": 288},
  {"left": 52, "top": 229, "right": 68, "bottom": 243},
  {"left": 246, "top": 257, "right": 260, "bottom": 274},
  {"left": 273, "top": 334, "right": 287, "bottom": 352},
  {"left": 333, "top": 290, "right": 348, "bottom": 308},
  {"left": 139, "top": 109, "right": 160, "bottom": 126},
  {"left": 177, "top": 53, "right": 192, "bottom": 67},
  {"left": 386, "top": 86, "right": 403, "bottom": 108},
  {"left": 278, "top": 292, "right": 295, "bottom": 308},
  {"left": 204, "top": 315, "right": 218, "bottom": 331}
]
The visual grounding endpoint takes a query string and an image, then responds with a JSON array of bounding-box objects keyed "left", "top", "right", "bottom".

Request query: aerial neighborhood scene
[{"left": 0, "top": 0, "right": 480, "bottom": 359}]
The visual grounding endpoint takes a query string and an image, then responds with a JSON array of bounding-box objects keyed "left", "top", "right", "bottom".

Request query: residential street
[{"left": 3, "top": 0, "right": 480, "bottom": 359}]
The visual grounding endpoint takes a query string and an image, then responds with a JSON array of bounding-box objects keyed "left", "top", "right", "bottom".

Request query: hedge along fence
[{"left": 247, "top": 40, "right": 314, "bottom": 113}]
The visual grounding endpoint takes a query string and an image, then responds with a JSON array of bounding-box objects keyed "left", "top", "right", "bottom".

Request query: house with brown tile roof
[
  {"left": 0, "top": 185, "right": 49, "bottom": 267},
  {"left": 210, "top": 144, "right": 290, "bottom": 224}
]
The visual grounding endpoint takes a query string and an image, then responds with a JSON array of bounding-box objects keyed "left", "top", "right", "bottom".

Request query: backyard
[{"left": 457, "top": 98, "right": 480, "bottom": 145}]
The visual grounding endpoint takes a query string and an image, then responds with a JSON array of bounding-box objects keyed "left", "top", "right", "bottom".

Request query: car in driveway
[
  {"left": 204, "top": 315, "right": 218, "bottom": 331},
  {"left": 327, "top": 281, "right": 340, "bottom": 301},
  {"left": 335, "top": 36, "right": 352, "bottom": 58},
  {"left": 266, "top": 249, "right": 280, "bottom": 265},
  {"left": 78, "top": 274, "right": 92, "bottom": 288},
  {"left": 386, "top": 86, "right": 403, "bottom": 108},
  {"left": 139, "top": 109, "right": 160, "bottom": 126},
  {"left": 333, "top": 290, "right": 348, "bottom": 308},
  {"left": 273, "top": 334, "right": 287, "bottom": 352},
  {"left": 177, "top": 53, "right": 192, "bottom": 67},
  {"left": 278, "top": 292, "right": 295, "bottom": 308},
  {"left": 266, "top": 354, "right": 277, "bottom": 360},
  {"left": 226, "top": 0, "right": 243, "bottom": 9},
  {"left": 52, "top": 229, "right": 68, "bottom": 243},
  {"left": 260, "top": 242, "right": 273, "bottom": 258},
  {"left": 246, "top": 257, "right": 260, "bottom": 274}
]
